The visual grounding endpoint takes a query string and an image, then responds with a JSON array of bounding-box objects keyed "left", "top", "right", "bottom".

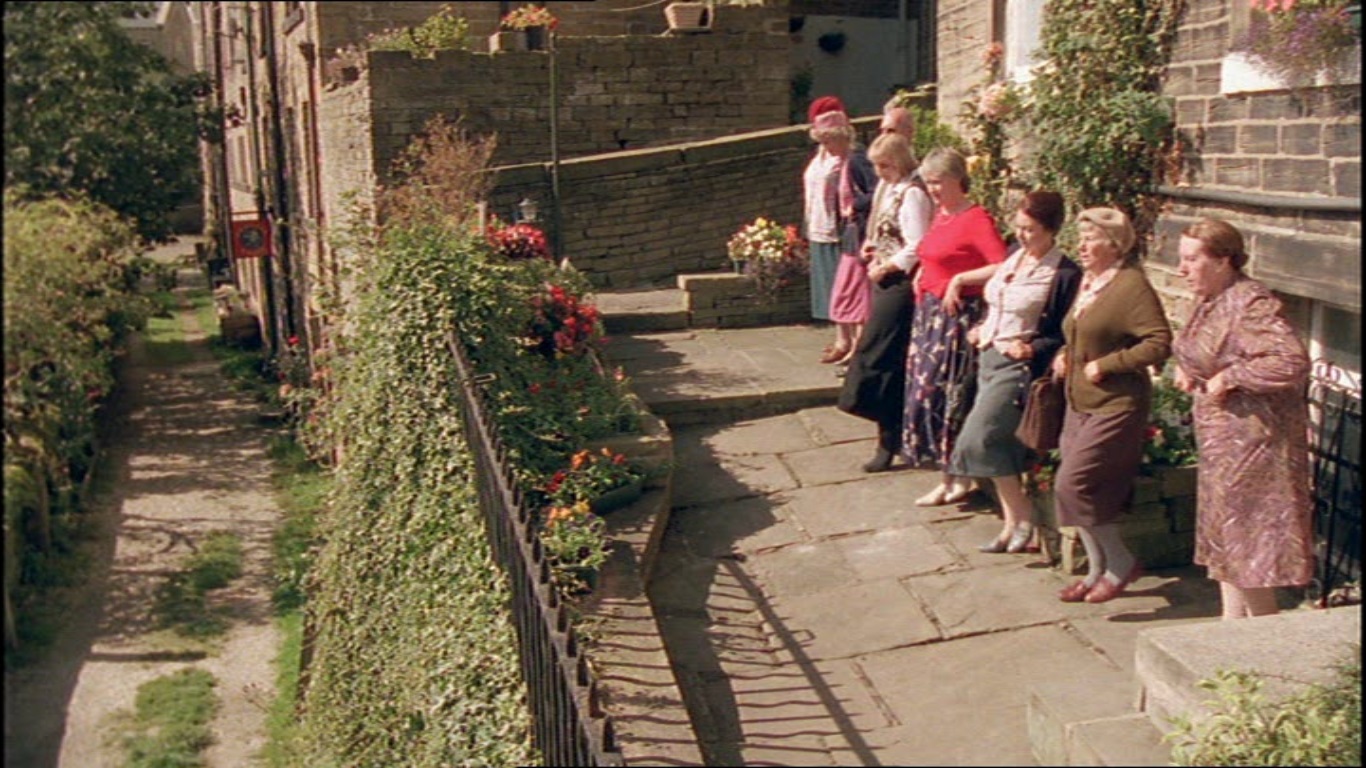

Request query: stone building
[{"left": 931, "top": 0, "right": 1361, "bottom": 378}]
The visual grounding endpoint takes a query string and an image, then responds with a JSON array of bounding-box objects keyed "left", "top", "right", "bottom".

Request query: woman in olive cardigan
[{"left": 1051, "top": 207, "right": 1172, "bottom": 604}]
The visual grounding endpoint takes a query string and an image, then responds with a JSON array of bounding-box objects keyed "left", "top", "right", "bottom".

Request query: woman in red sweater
[{"left": 903, "top": 148, "right": 1008, "bottom": 506}]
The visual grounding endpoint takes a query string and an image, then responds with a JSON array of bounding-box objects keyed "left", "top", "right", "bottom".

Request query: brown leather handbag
[{"left": 1015, "top": 374, "right": 1065, "bottom": 454}]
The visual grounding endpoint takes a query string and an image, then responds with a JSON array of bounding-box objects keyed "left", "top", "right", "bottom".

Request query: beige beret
[{"left": 1076, "top": 207, "right": 1135, "bottom": 255}]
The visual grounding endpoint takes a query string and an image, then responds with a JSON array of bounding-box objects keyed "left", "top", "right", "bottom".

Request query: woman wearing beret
[
  {"left": 803, "top": 97, "right": 874, "bottom": 366},
  {"left": 1052, "top": 207, "right": 1172, "bottom": 604},
  {"left": 1172, "top": 217, "right": 1313, "bottom": 619}
]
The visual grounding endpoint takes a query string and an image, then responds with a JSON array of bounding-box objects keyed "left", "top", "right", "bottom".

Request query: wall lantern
[{"left": 518, "top": 196, "right": 539, "bottom": 223}]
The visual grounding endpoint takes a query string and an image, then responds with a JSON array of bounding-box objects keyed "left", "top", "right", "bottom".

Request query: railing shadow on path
[{"left": 647, "top": 425, "right": 883, "bottom": 766}]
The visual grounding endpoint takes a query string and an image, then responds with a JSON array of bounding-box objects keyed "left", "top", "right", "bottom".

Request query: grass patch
[
  {"left": 262, "top": 610, "right": 307, "bottom": 768},
  {"left": 153, "top": 531, "right": 244, "bottom": 638},
  {"left": 110, "top": 667, "right": 219, "bottom": 768}
]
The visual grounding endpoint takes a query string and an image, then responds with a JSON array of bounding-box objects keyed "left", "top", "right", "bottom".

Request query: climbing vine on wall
[{"left": 1027, "top": 0, "right": 1188, "bottom": 251}]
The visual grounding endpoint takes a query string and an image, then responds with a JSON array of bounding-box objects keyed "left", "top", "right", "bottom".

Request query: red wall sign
[{"left": 231, "top": 218, "right": 272, "bottom": 260}]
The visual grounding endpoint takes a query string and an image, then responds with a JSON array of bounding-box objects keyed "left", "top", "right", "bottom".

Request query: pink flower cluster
[
  {"left": 487, "top": 221, "right": 552, "bottom": 261},
  {"left": 1249, "top": 0, "right": 1298, "bottom": 11},
  {"left": 976, "top": 82, "right": 1015, "bottom": 121}
]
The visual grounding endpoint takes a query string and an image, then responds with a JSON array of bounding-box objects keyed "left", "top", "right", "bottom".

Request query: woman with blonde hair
[
  {"left": 838, "top": 131, "right": 933, "bottom": 471},
  {"left": 1052, "top": 207, "right": 1171, "bottom": 603}
]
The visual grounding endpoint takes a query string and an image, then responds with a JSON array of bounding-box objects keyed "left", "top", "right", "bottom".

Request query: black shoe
[{"left": 862, "top": 449, "right": 894, "bottom": 473}]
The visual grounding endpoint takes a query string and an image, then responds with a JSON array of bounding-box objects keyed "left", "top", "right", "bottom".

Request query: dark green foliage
[
  {"left": 1028, "top": 0, "right": 1186, "bottom": 243},
  {"left": 4, "top": 2, "right": 213, "bottom": 241}
]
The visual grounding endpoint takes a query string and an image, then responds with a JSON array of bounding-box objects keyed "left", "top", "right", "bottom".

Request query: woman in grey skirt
[{"left": 948, "top": 191, "right": 1080, "bottom": 552}]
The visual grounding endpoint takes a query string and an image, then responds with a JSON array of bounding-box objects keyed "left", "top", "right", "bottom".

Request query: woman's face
[
  {"left": 818, "top": 133, "right": 850, "bottom": 155},
  {"left": 871, "top": 155, "right": 903, "bottom": 184},
  {"left": 1076, "top": 223, "right": 1120, "bottom": 274},
  {"left": 1012, "top": 211, "right": 1053, "bottom": 256},
  {"left": 924, "top": 171, "right": 966, "bottom": 209},
  {"left": 1178, "top": 235, "right": 1231, "bottom": 299}
]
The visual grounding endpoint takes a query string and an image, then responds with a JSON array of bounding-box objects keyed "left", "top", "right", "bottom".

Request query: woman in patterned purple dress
[{"left": 1172, "top": 218, "right": 1314, "bottom": 620}]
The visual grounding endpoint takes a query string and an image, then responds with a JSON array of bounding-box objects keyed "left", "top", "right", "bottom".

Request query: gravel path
[{"left": 4, "top": 241, "right": 283, "bottom": 768}]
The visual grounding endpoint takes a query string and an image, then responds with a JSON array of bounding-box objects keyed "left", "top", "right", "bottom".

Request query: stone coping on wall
[{"left": 488, "top": 115, "right": 885, "bottom": 186}]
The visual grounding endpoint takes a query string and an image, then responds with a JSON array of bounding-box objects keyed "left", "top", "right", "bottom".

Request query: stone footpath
[{"left": 597, "top": 297, "right": 1359, "bottom": 767}]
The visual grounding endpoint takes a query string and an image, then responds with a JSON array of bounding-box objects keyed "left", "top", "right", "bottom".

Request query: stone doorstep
[
  {"left": 1134, "top": 604, "right": 1362, "bottom": 735},
  {"left": 1068, "top": 714, "right": 1172, "bottom": 767}
]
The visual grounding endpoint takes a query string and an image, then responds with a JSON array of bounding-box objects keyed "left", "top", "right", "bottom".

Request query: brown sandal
[{"left": 820, "top": 345, "right": 849, "bottom": 364}]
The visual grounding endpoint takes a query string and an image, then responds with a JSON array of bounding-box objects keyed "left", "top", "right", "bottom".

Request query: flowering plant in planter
[
  {"left": 539, "top": 500, "right": 609, "bottom": 592},
  {"left": 500, "top": 4, "right": 558, "bottom": 30},
  {"left": 486, "top": 218, "right": 551, "bottom": 261},
  {"left": 726, "top": 217, "right": 809, "bottom": 303},
  {"left": 1141, "top": 376, "right": 1198, "bottom": 469},
  {"left": 543, "top": 447, "right": 643, "bottom": 508},
  {"left": 524, "top": 282, "right": 602, "bottom": 359},
  {"left": 1240, "top": 0, "right": 1360, "bottom": 87}
]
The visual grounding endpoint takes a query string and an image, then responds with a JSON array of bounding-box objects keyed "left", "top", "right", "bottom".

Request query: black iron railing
[
  {"left": 1308, "top": 359, "right": 1362, "bottom": 607},
  {"left": 446, "top": 332, "right": 625, "bottom": 767}
]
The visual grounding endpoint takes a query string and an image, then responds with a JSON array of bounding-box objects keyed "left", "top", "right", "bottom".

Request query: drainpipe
[
  {"left": 260, "top": 1, "right": 299, "bottom": 349},
  {"left": 241, "top": 2, "right": 278, "bottom": 352},
  {"left": 549, "top": 29, "right": 563, "bottom": 260},
  {"left": 209, "top": 3, "right": 236, "bottom": 285}
]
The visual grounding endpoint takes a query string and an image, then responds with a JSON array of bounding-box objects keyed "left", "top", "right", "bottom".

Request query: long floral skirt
[{"left": 901, "top": 293, "right": 984, "bottom": 469}]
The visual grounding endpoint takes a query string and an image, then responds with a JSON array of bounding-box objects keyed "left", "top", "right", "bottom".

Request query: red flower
[{"left": 287, "top": 335, "right": 300, "bottom": 347}]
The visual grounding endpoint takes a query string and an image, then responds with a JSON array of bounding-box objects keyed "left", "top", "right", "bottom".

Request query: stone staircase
[{"left": 1028, "top": 604, "right": 1362, "bottom": 766}]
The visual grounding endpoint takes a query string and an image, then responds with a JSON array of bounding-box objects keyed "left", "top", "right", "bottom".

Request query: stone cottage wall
[
  {"left": 1150, "top": 0, "right": 1361, "bottom": 323},
  {"left": 931, "top": 0, "right": 996, "bottom": 137}
]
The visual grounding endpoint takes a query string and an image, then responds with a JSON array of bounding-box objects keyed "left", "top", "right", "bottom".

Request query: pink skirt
[{"left": 829, "top": 252, "right": 871, "bottom": 323}]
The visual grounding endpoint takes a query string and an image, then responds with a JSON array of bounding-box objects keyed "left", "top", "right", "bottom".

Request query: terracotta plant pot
[{"left": 665, "top": 2, "right": 712, "bottom": 32}]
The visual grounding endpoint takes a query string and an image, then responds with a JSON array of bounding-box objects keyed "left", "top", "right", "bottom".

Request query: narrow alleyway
[{"left": 4, "top": 238, "right": 284, "bottom": 768}]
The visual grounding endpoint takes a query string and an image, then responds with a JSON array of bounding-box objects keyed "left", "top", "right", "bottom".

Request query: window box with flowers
[
  {"left": 1223, "top": 0, "right": 1362, "bottom": 94},
  {"left": 491, "top": 3, "right": 557, "bottom": 53},
  {"left": 726, "top": 217, "right": 809, "bottom": 305}
]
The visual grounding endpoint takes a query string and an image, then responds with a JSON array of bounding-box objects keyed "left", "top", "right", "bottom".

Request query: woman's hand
[
  {"left": 1083, "top": 360, "right": 1104, "bottom": 384},
  {"left": 966, "top": 325, "right": 980, "bottom": 346},
  {"left": 1174, "top": 365, "right": 1195, "bottom": 393},
  {"left": 1204, "top": 369, "right": 1232, "bottom": 402},
  {"left": 860, "top": 244, "right": 877, "bottom": 264},
  {"left": 943, "top": 276, "right": 963, "bottom": 317},
  {"left": 1003, "top": 339, "right": 1033, "bottom": 361},
  {"left": 1052, "top": 351, "right": 1068, "bottom": 378}
]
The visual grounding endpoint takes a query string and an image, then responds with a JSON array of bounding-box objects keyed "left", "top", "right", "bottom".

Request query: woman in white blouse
[
  {"left": 947, "top": 191, "right": 1081, "bottom": 551},
  {"left": 837, "top": 132, "right": 934, "bottom": 472}
]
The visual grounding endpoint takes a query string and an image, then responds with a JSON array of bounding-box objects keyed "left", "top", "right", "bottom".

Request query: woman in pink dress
[{"left": 1172, "top": 218, "right": 1314, "bottom": 620}]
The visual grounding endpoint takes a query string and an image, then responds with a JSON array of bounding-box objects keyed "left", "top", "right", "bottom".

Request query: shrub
[
  {"left": 367, "top": 4, "right": 471, "bottom": 58},
  {"left": 1166, "top": 651, "right": 1361, "bottom": 766}
]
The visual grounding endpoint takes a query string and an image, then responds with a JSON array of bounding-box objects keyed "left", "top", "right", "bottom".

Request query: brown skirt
[{"left": 1054, "top": 405, "right": 1147, "bottom": 528}]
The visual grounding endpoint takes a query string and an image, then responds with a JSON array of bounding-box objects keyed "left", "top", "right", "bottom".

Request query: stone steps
[
  {"left": 594, "top": 287, "right": 689, "bottom": 335},
  {"left": 1028, "top": 604, "right": 1361, "bottom": 765}
]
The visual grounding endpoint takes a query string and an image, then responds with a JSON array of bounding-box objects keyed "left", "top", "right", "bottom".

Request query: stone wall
[
  {"left": 488, "top": 118, "right": 882, "bottom": 290},
  {"left": 1150, "top": 0, "right": 1360, "bottom": 318},
  {"left": 932, "top": 0, "right": 996, "bottom": 137},
  {"left": 358, "top": 17, "right": 791, "bottom": 174}
]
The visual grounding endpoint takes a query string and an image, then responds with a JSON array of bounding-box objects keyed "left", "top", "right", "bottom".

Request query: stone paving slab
[{"left": 764, "top": 580, "right": 940, "bottom": 660}]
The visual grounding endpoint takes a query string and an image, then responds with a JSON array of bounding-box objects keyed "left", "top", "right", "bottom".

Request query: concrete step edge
[
  {"left": 1068, "top": 713, "right": 1172, "bottom": 766},
  {"left": 1027, "top": 667, "right": 1141, "bottom": 767}
]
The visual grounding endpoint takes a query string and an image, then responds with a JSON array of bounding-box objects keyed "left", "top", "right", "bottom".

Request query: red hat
[{"left": 808, "top": 95, "right": 846, "bottom": 123}]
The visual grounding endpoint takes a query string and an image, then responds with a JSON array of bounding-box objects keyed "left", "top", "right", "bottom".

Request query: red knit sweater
[{"left": 915, "top": 205, "right": 1008, "bottom": 301}]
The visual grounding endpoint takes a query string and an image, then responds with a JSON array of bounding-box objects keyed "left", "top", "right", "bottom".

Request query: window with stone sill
[{"left": 1221, "top": 2, "right": 1363, "bottom": 95}]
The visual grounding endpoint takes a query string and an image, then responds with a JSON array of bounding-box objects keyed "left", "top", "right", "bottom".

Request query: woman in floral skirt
[{"left": 902, "top": 148, "right": 1008, "bottom": 506}]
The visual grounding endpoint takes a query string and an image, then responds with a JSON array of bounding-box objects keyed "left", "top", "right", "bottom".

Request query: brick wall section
[
  {"left": 359, "top": 13, "right": 790, "bottom": 174},
  {"left": 1152, "top": 0, "right": 1361, "bottom": 316}
]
